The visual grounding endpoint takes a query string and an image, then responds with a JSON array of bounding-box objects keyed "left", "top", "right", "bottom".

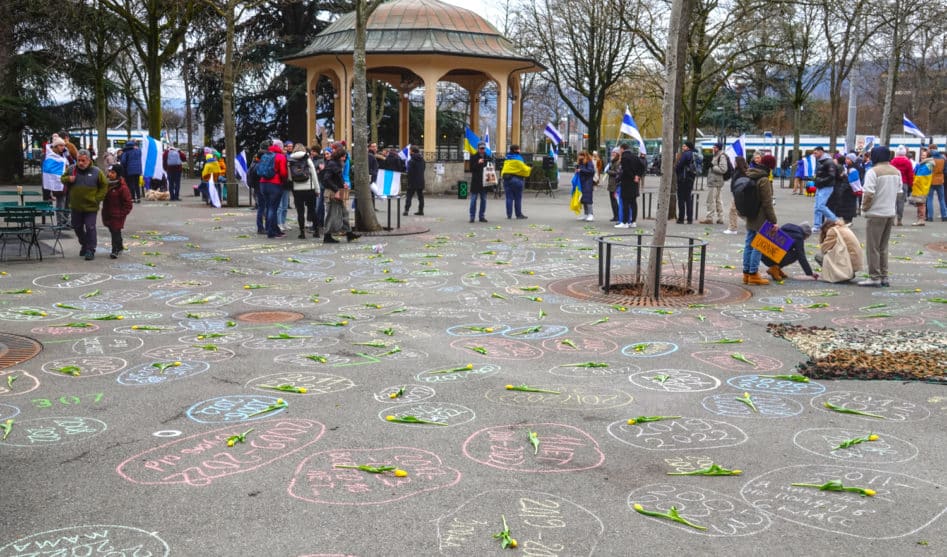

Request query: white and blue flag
[
  {"left": 42, "top": 144, "right": 68, "bottom": 192},
  {"left": 903, "top": 114, "right": 925, "bottom": 139},
  {"left": 140, "top": 134, "right": 166, "bottom": 181},
  {"left": 235, "top": 150, "right": 248, "bottom": 185},
  {"left": 725, "top": 135, "right": 746, "bottom": 164},
  {"left": 544, "top": 122, "right": 563, "bottom": 145},
  {"left": 482, "top": 129, "right": 493, "bottom": 157},
  {"left": 370, "top": 168, "right": 402, "bottom": 198},
  {"left": 619, "top": 108, "right": 647, "bottom": 155}
]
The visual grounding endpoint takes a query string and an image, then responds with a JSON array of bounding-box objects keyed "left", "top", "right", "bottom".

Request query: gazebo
[{"left": 283, "top": 0, "right": 543, "bottom": 160}]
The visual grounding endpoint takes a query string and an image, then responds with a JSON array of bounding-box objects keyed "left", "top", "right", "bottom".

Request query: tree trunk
[
  {"left": 645, "top": 0, "right": 692, "bottom": 297},
  {"left": 353, "top": 0, "right": 381, "bottom": 231},
  {"left": 0, "top": 0, "right": 23, "bottom": 182},
  {"left": 879, "top": 25, "right": 901, "bottom": 146},
  {"left": 95, "top": 72, "right": 109, "bottom": 171},
  {"left": 223, "top": 2, "right": 238, "bottom": 206},
  {"left": 147, "top": 56, "right": 162, "bottom": 137},
  {"left": 184, "top": 35, "right": 193, "bottom": 179}
]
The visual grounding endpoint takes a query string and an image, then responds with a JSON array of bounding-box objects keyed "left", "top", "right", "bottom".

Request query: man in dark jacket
[
  {"left": 383, "top": 148, "right": 405, "bottom": 172},
  {"left": 616, "top": 143, "right": 645, "bottom": 228},
  {"left": 674, "top": 141, "right": 697, "bottom": 223},
  {"left": 403, "top": 146, "right": 425, "bottom": 216},
  {"left": 120, "top": 139, "right": 143, "bottom": 203},
  {"left": 742, "top": 154, "right": 778, "bottom": 285},
  {"left": 762, "top": 222, "right": 818, "bottom": 281},
  {"left": 812, "top": 150, "right": 839, "bottom": 232},
  {"left": 468, "top": 142, "right": 490, "bottom": 223}
]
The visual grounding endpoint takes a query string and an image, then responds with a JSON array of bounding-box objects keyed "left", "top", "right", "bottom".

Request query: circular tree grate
[
  {"left": 925, "top": 242, "right": 947, "bottom": 253},
  {"left": 235, "top": 311, "right": 305, "bottom": 323},
  {"left": 548, "top": 274, "right": 752, "bottom": 307},
  {"left": 0, "top": 333, "right": 43, "bottom": 370}
]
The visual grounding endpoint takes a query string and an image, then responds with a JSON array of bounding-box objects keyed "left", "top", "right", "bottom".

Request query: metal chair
[{"left": 0, "top": 207, "right": 42, "bottom": 261}]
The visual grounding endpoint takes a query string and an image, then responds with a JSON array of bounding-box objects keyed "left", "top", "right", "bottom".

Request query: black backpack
[
  {"left": 288, "top": 157, "right": 311, "bottom": 183},
  {"left": 731, "top": 175, "right": 760, "bottom": 218},
  {"left": 722, "top": 156, "right": 734, "bottom": 181}
]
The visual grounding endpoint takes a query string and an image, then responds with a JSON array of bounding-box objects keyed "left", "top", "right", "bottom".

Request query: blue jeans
[
  {"left": 813, "top": 186, "right": 837, "bottom": 229},
  {"left": 743, "top": 228, "right": 762, "bottom": 274},
  {"left": 261, "top": 183, "right": 283, "bottom": 237},
  {"left": 504, "top": 176, "right": 525, "bottom": 217},
  {"left": 279, "top": 189, "right": 290, "bottom": 226},
  {"left": 468, "top": 190, "right": 487, "bottom": 220},
  {"left": 167, "top": 170, "right": 182, "bottom": 200},
  {"left": 926, "top": 184, "right": 946, "bottom": 220}
]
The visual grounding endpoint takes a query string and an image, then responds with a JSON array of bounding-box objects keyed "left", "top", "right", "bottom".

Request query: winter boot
[
  {"left": 745, "top": 273, "right": 770, "bottom": 285},
  {"left": 323, "top": 233, "right": 339, "bottom": 244}
]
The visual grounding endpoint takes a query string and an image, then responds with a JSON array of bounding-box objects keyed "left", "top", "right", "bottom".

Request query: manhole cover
[
  {"left": 548, "top": 274, "right": 752, "bottom": 307},
  {"left": 236, "top": 311, "right": 305, "bottom": 323},
  {"left": 0, "top": 333, "right": 43, "bottom": 369},
  {"left": 926, "top": 242, "right": 947, "bottom": 253}
]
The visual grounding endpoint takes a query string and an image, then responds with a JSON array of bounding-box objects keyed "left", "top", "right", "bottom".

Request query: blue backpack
[{"left": 256, "top": 152, "right": 276, "bottom": 179}]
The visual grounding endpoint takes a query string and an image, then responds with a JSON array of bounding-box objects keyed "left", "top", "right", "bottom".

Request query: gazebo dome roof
[{"left": 285, "top": 0, "right": 537, "bottom": 64}]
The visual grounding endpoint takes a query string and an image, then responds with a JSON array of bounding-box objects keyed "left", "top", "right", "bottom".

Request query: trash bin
[{"left": 457, "top": 180, "right": 468, "bottom": 199}]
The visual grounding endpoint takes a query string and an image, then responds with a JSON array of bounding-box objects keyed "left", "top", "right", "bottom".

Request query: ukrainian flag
[{"left": 464, "top": 127, "right": 481, "bottom": 155}]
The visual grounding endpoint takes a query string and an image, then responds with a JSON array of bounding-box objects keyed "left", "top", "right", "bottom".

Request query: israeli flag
[
  {"left": 370, "top": 169, "right": 402, "bottom": 198},
  {"left": 482, "top": 129, "right": 493, "bottom": 157},
  {"left": 725, "top": 135, "right": 746, "bottom": 164},
  {"left": 801, "top": 154, "right": 818, "bottom": 177},
  {"left": 544, "top": 122, "right": 563, "bottom": 145},
  {"left": 140, "top": 134, "right": 166, "bottom": 180},
  {"left": 207, "top": 174, "right": 221, "bottom": 208},
  {"left": 619, "top": 108, "right": 647, "bottom": 155},
  {"left": 235, "top": 150, "right": 248, "bottom": 185},
  {"left": 42, "top": 143, "right": 67, "bottom": 192},
  {"left": 903, "top": 114, "right": 925, "bottom": 139},
  {"left": 399, "top": 144, "right": 410, "bottom": 162}
]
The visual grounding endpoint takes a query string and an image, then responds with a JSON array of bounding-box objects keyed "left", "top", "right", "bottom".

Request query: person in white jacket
[
  {"left": 42, "top": 136, "right": 70, "bottom": 224},
  {"left": 859, "top": 145, "right": 900, "bottom": 287},
  {"left": 288, "top": 144, "right": 321, "bottom": 239}
]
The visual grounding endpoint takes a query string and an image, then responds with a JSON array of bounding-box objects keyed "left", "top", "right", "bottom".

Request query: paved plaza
[{"left": 1, "top": 179, "right": 945, "bottom": 556}]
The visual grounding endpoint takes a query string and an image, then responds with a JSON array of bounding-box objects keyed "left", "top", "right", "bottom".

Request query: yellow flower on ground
[
  {"left": 298, "top": 387, "right": 307, "bottom": 393},
  {"left": 868, "top": 434, "right": 879, "bottom": 441},
  {"left": 864, "top": 489, "right": 876, "bottom": 496},
  {"left": 386, "top": 415, "right": 396, "bottom": 421},
  {"left": 394, "top": 469, "right": 408, "bottom": 477}
]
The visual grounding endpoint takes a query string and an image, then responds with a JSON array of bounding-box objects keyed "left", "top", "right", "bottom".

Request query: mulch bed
[{"left": 767, "top": 324, "right": 947, "bottom": 383}]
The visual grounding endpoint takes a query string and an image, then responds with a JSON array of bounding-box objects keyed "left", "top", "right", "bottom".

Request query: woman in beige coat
[{"left": 815, "top": 220, "right": 862, "bottom": 282}]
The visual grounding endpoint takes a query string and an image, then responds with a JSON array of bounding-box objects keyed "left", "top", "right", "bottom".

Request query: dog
[{"left": 144, "top": 189, "right": 171, "bottom": 201}]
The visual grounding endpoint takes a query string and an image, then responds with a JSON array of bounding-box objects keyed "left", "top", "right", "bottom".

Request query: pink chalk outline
[{"left": 462, "top": 423, "right": 605, "bottom": 473}]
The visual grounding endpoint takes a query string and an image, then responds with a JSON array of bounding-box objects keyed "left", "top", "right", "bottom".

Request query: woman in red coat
[{"left": 102, "top": 163, "right": 133, "bottom": 258}]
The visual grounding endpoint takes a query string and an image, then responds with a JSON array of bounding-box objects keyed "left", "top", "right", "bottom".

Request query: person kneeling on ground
[
  {"left": 762, "top": 222, "right": 818, "bottom": 281},
  {"left": 814, "top": 219, "right": 862, "bottom": 283}
]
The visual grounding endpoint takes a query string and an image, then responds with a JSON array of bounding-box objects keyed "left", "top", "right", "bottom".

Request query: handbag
[
  {"left": 483, "top": 162, "right": 498, "bottom": 188},
  {"left": 334, "top": 188, "right": 350, "bottom": 202},
  {"left": 908, "top": 195, "right": 925, "bottom": 206}
]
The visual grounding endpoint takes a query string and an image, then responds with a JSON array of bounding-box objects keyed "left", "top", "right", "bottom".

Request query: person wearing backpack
[
  {"left": 811, "top": 147, "right": 838, "bottom": 233},
  {"left": 723, "top": 156, "right": 748, "bottom": 234},
  {"left": 258, "top": 139, "right": 289, "bottom": 238},
  {"left": 163, "top": 145, "right": 186, "bottom": 201},
  {"left": 120, "top": 139, "right": 143, "bottom": 203},
  {"left": 739, "top": 154, "right": 778, "bottom": 285},
  {"left": 289, "top": 144, "right": 319, "bottom": 239},
  {"left": 700, "top": 142, "right": 729, "bottom": 224},
  {"left": 674, "top": 141, "right": 698, "bottom": 224}
]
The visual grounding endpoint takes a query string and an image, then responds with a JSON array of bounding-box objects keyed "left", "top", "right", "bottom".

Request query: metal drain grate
[
  {"left": 0, "top": 333, "right": 43, "bottom": 370},
  {"left": 235, "top": 311, "right": 305, "bottom": 323},
  {"left": 925, "top": 242, "right": 947, "bottom": 253},
  {"left": 547, "top": 274, "right": 752, "bottom": 307}
]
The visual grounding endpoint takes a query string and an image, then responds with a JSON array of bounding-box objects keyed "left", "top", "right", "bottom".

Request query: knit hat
[
  {"left": 259, "top": 139, "right": 272, "bottom": 151},
  {"left": 271, "top": 139, "right": 283, "bottom": 150},
  {"left": 870, "top": 145, "right": 890, "bottom": 164},
  {"left": 760, "top": 154, "right": 777, "bottom": 170},
  {"left": 684, "top": 141, "right": 695, "bottom": 150},
  {"left": 51, "top": 136, "right": 65, "bottom": 147},
  {"left": 108, "top": 163, "right": 123, "bottom": 175},
  {"left": 798, "top": 221, "right": 812, "bottom": 237},
  {"left": 896, "top": 145, "right": 907, "bottom": 156}
]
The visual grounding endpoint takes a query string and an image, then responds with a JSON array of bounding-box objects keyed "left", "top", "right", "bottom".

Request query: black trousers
[
  {"left": 293, "top": 190, "right": 317, "bottom": 231},
  {"left": 677, "top": 178, "right": 694, "bottom": 222},
  {"left": 404, "top": 188, "right": 424, "bottom": 213}
]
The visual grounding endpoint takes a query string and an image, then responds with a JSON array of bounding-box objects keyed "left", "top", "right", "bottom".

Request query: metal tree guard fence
[{"left": 597, "top": 233, "right": 709, "bottom": 300}]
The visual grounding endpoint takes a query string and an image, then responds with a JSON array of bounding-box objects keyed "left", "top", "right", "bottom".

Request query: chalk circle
[
  {"left": 757, "top": 296, "right": 814, "bottom": 306},
  {"left": 435, "top": 489, "right": 605, "bottom": 555},
  {"left": 727, "top": 374, "right": 826, "bottom": 396},
  {"left": 172, "top": 309, "right": 229, "bottom": 320},
  {"left": 630, "top": 308, "right": 677, "bottom": 317},
  {"left": 701, "top": 392, "right": 804, "bottom": 418},
  {"left": 72, "top": 335, "right": 144, "bottom": 355},
  {"left": 117, "top": 361, "right": 211, "bottom": 386},
  {"left": 272, "top": 350, "right": 346, "bottom": 368},
  {"left": 179, "top": 331, "right": 254, "bottom": 345},
  {"left": 242, "top": 335, "right": 339, "bottom": 351},
  {"left": 628, "top": 369, "right": 721, "bottom": 393},
  {"left": 380, "top": 402, "right": 475, "bottom": 428},
  {"left": 501, "top": 324, "right": 568, "bottom": 340},
  {"left": 740, "top": 464, "right": 947, "bottom": 539},
  {"left": 628, "top": 484, "right": 771, "bottom": 537},
  {"left": 30, "top": 322, "right": 102, "bottom": 336},
  {"left": 41, "top": 356, "right": 126, "bottom": 378},
  {"left": 113, "top": 324, "right": 188, "bottom": 336},
  {"left": 164, "top": 279, "right": 213, "bottom": 288},
  {"left": 549, "top": 362, "right": 639, "bottom": 379},
  {"left": 416, "top": 364, "right": 500, "bottom": 384},
  {"left": 187, "top": 394, "right": 289, "bottom": 423},
  {"left": 812, "top": 390, "right": 931, "bottom": 422},
  {"left": 478, "top": 309, "right": 549, "bottom": 326},
  {"left": 0, "top": 306, "right": 71, "bottom": 322},
  {"left": 558, "top": 302, "right": 619, "bottom": 315},
  {"left": 445, "top": 323, "right": 509, "bottom": 337},
  {"left": 0, "top": 416, "right": 107, "bottom": 447},
  {"left": 792, "top": 428, "right": 918, "bottom": 464},
  {"left": 348, "top": 321, "right": 433, "bottom": 340},
  {"left": 142, "top": 344, "right": 235, "bottom": 363},
  {"left": 75, "top": 310, "right": 163, "bottom": 321},
  {"left": 248, "top": 372, "right": 355, "bottom": 396},
  {"left": 487, "top": 386, "right": 634, "bottom": 410},
  {"left": 111, "top": 273, "right": 173, "bottom": 282},
  {"left": 690, "top": 351, "right": 783, "bottom": 372},
  {"left": 541, "top": 336, "right": 619, "bottom": 355},
  {"left": 153, "top": 430, "right": 182, "bottom": 437},
  {"left": 50, "top": 300, "right": 123, "bottom": 312},
  {"left": 178, "top": 318, "right": 242, "bottom": 333},
  {"left": 32, "top": 273, "right": 111, "bottom": 289},
  {"left": 721, "top": 308, "right": 810, "bottom": 323},
  {"left": 288, "top": 446, "right": 462, "bottom": 506},
  {"left": 258, "top": 254, "right": 335, "bottom": 268},
  {"left": 0, "top": 403, "right": 19, "bottom": 421},
  {"left": 376, "top": 384, "right": 436, "bottom": 403},
  {"left": 573, "top": 317, "right": 668, "bottom": 337},
  {"left": 462, "top": 422, "right": 605, "bottom": 473},
  {"left": 243, "top": 294, "right": 324, "bottom": 309},
  {"left": 0, "top": 370, "right": 39, "bottom": 396},
  {"left": 0, "top": 525, "right": 170, "bottom": 556},
  {"left": 167, "top": 293, "right": 247, "bottom": 308},
  {"left": 450, "top": 337, "right": 544, "bottom": 361},
  {"left": 621, "top": 341, "right": 679, "bottom": 358},
  {"left": 607, "top": 417, "right": 748, "bottom": 451}
]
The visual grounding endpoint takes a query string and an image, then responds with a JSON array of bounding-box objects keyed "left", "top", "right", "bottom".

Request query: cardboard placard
[{"left": 750, "top": 220, "right": 793, "bottom": 263}]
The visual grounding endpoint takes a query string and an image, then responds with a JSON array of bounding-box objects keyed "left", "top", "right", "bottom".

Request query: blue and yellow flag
[{"left": 463, "top": 127, "right": 481, "bottom": 155}]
